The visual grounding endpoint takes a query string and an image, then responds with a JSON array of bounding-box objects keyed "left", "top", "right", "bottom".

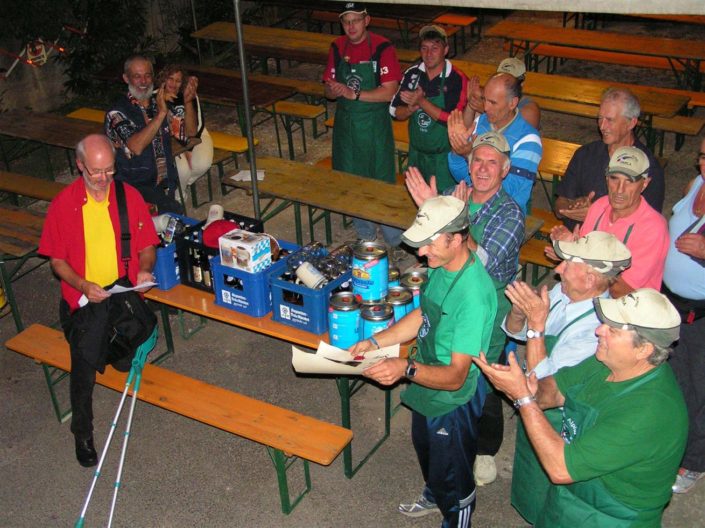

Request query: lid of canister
[
  {"left": 386, "top": 286, "right": 413, "bottom": 306},
  {"left": 361, "top": 303, "right": 394, "bottom": 321},
  {"left": 353, "top": 241, "right": 388, "bottom": 261},
  {"left": 400, "top": 271, "right": 427, "bottom": 291},
  {"left": 329, "top": 291, "right": 360, "bottom": 311}
]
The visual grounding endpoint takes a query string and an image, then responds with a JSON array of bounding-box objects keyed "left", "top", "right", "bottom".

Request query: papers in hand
[
  {"left": 292, "top": 341, "right": 400, "bottom": 375},
  {"left": 230, "top": 169, "right": 265, "bottom": 182},
  {"left": 77, "top": 281, "right": 159, "bottom": 307}
]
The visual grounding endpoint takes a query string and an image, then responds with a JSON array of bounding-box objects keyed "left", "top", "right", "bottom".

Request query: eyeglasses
[
  {"left": 84, "top": 167, "right": 116, "bottom": 178},
  {"left": 341, "top": 16, "right": 366, "bottom": 26}
]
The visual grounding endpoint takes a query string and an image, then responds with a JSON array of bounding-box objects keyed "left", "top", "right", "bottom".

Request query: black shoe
[{"left": 75, "top": 435, "right": 98, "bottom": 467}]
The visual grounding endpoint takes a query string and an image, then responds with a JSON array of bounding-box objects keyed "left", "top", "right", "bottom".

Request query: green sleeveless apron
[
  {"left": 535, "top": 368, "right": 664, "bottom": 528},
  {"left": 510, "top": 301, "right": 594, "bottom": 524},
  {"left": 407, "top": 65, "right": 454, "bottom": 193},
  {"left": 331, "top": 37, "right": 395, "bottom": 183}
]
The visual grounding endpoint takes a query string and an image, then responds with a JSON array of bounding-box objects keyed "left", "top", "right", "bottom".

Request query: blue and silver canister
[
  {"left": 352, "top": 241, "right": 389, "bottom": 303},
  {"left": 360, "top": 303, "right": 394, "bottom": 340},
  {"left": 388, "top": 266, "right": 400, "bottom": 288},
  {"left": 400, "top": 270, "right": 427, "bottom": 309},
  {"left": 386, "top": 286, "right": 414, "bottom": 323},
  {"left": 328, "top": 292, "right": 361, "bottom": 349}
]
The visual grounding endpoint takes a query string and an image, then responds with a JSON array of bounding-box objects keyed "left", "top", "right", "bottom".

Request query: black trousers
[
  {"left": 60, "top": 300, "right": 132, "bottom": 438},
  {"left": 669, "top": 315, "right": 705, "bottom": 472},
  {"left": 134, "top": 183, "right": 183, "bottom": 215}
]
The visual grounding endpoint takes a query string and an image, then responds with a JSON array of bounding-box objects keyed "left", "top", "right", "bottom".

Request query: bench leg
[
  {"left": 336, "top": 376, "right": 391, "bottom": 479},
  {"left": 267, "top": 447, "right": 311, "bottom": 514},
  {"left": 42, "top": 364, "right": 72, "bottom": 423},
  {"left": 149, "top": 303, "right": 175, "bottom": 365}
]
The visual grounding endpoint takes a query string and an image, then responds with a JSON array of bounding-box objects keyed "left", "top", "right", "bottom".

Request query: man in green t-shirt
[
  {"left": 474, "top": 288, "right": 687, "bottom": 527},
  {"left": 350, "top": 195, "right": 497, "bottom": 527}
]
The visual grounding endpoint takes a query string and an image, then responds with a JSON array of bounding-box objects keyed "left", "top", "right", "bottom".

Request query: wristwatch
[
  {"left": 526, "top": 328, "right": 544, "bottom": 339},
  {"left": 405, "top": 358, "right": 417, "bottom": 379},
  {"left": 354, "top": 87, "right": 361, "bottom": 100},
  {"left": 513, "top": 395, "right": 536, "bottom": 409}
]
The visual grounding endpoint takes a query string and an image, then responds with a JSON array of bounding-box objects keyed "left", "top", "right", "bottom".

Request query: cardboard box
[{"left": 219, "top": 229, "right": 272, "bottom": 273}]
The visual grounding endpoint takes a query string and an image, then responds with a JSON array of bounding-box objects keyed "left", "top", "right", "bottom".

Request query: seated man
[
  {"left": 38, "top": 134, "right": 158, "bottom": 467},
  {"left": 502, "top": 231, "right": 631, "bottom": 524},
  {"left": 463, "top": 57, "right": 541, "bottom": 130},
  {"left": 475, "top": 288, "right": 687, "bottom": 528},
  {"left": 550, "top": 146, "right": 668, "bottom": 298},
  {"left": 105, "top": 55, "right": 182, "bottom": 214},
  {"left": 555, "top": 87, "right": 665, "bottom": 231},
  {"left": 390, "top": 24, "right": 468, "bottom": 192},
  {"left": 447, "top": 72, "right": 542, "bottom": 215}
]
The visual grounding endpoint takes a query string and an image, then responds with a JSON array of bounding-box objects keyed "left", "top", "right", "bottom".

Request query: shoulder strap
[
  {"left": 115, "top": 180, "right": 131, "bottom": 274},
  {"left": 371, "top": 41, "right": 391, "bottom": 85}
]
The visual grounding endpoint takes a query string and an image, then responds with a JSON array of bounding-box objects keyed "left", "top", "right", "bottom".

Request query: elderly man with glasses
[{"left": 39, "top": 134, "right": 159, "bottom": 468}]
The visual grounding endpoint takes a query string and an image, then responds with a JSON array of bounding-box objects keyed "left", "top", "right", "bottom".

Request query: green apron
[
  {"left": 511, "top": 301, "right": 594, "bottom": 524},
  {"left": 331, "top": 37, "right": 395, "bottom": 183},
  {"left": 402, "top": 256, "right": 473, "bottom": 415},
  {"left": 535, "top": 368, "right": 664, "bottom": 528},
  {"left": 407, "top": 65, "right": 454, "bottom": 193},
  {"left": 469, "top": 199, "right": 510, "bottom": 366}
]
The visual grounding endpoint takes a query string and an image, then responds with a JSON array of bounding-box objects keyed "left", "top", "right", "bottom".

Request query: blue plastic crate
[
  {"left": 271, "top": 270, "right": 352, "bottom": 334},
  {"left": 153, "top": 214, "right": 198, "bottom": 291},
  {"left": 212, "top": 240, "right": 299, "bottom": 317}
]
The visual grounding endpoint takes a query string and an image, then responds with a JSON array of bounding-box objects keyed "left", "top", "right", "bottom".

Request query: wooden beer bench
[{"left": 5, "top": 323, "right": 352, "bottom": 514}]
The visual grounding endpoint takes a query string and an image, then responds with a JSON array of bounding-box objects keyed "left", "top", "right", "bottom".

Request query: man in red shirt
[
  {"left": 322, "top": 2, "right": 405, "bottom": 255},
  {"left": 39, "top": 134, "right": 158, "bottom": 467}
]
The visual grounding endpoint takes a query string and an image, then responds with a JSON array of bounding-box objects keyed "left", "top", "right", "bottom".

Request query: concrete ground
[{"left": 2, "top": 8, "right": 705, "bottom": 528}]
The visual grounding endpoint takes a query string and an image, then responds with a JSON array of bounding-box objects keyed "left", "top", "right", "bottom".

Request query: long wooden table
[
  {"left": 451, "top": 60, "right": 688, "bottom": 121},
  {"left": 486, "top": 20, "right": 705, "bottom": 91},
  {"left": 0, "top": 205, "right": 47, "bottom": 332},
  {"left": 0, "top": 109, "right": 191, "bottom": 173},
  {"left": 224, "top": 156, "right": 543, "bottom": 244},
  {"left": 191, "top": 22, "right": 421, "bottom": 71},
  {"left": 145, "top": 282, "right": 404, "bottom": 479}
]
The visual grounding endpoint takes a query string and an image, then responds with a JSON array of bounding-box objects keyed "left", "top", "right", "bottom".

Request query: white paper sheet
[
  {"left": 292, "top": 341, "right": 400, "bottom": 375},
  {"left": 77, "top": 281, "right": 159, "bottom": 307},
  {"left": 230, "top": 169, "right": 265, "bottom": 182}
]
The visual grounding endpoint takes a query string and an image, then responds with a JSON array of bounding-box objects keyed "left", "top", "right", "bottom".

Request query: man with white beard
[{"left": 105, "top": 55, "right": 182, "bottom": 214}]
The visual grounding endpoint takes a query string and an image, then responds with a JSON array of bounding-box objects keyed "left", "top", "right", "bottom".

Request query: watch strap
[{"left": 513, "top": 395, "right": 536, "bottom": 409}]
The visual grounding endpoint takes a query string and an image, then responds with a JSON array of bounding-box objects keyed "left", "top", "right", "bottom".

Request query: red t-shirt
[
  {"left": 39, "top": 178, "right": 159, "bottom": 311},
  {"left": 322, "top": 32, "right": 402, "bottom": 84}
]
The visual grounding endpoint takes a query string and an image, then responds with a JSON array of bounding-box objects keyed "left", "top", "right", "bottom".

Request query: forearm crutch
[{"left": 75, "top": 327, "right": 158, "bottom": 528}]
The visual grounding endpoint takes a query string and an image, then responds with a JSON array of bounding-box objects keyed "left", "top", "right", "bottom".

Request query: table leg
[
  {"left": 0, "top": 259, "right": 25, "bottom": 332},
  {"left": 336, "top": 376, "right": 391, "bottom": 478},
  {"left": 150, "top": 303, "right": 175, "bottom": 365}
]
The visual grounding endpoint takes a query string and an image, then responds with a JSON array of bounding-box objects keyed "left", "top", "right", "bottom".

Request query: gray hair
[
  {"left": 123, "top": 54, "right": 153, "bottom": 75},
  {"left": 631, "top": 331, "right": 671, "bottom": 366},
  {"left": 488, "top": 72, "right": 521, "bottom": 102},
  {"left": 601, "top": 87, "right": 641, "bottom": 121}
]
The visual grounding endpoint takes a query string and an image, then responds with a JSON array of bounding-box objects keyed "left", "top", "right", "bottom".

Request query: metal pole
[
  {"left": 233, "top": 0, "right": 261, "bottom": 220},
  {"left": 189, "top": 0, "right": 202, "bottom": 64}
]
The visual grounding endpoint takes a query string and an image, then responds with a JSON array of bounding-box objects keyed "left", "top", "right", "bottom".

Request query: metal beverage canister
[
  {"left": 386, "top": 286, "right": 413, "bottom": 323},
  {"left": 400, "top": 270, "right": 427, "bottom": 309},
  {"left": 360, "top": 303, "right": 394, "bottom": 340},
  {"left": 328, "top": 292, "right": 361, "bottom": 350},
  {"left": 352, "top": 241, "right": 389, "bottom": 303},
  {"left": 388, "top": 266, "right": 400, "bottom": 288}
]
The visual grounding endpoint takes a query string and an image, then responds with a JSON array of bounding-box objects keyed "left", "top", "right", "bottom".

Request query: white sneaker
[
  {"left": 474, "top": 455, "right": 497, "bottom": 486},
  {"left": 398, "top": 495, "right": 440, "bottom": 518}
]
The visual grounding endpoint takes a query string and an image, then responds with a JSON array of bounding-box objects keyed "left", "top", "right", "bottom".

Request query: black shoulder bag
[{"left": 104, "top": 181, "right": 158, "bottom": 365}]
